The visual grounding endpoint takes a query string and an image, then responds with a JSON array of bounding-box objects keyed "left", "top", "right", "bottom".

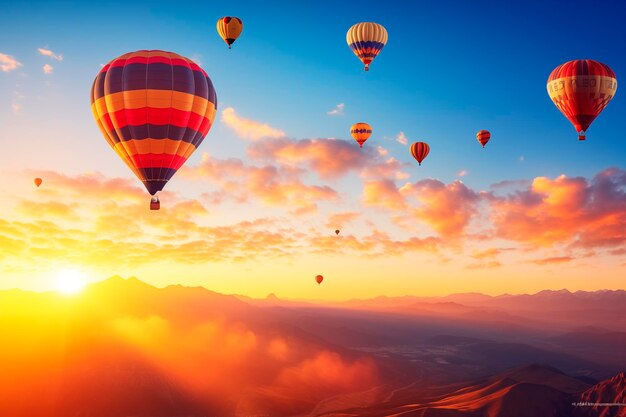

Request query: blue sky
[{"left": 2, "top": 0, "right": 624, "bottom": 188}]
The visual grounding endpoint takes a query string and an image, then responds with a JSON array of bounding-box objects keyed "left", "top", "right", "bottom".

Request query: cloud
[
  {"left": 467, "top": 261, "right": 502, "bottom": 269},
  {"left": 274, "top": 351, "right": 379, "bottom": 395},
  {"left": 327, "top": 103, "right": 345, "bottom": 116},
  {"left": 457, "top": 169, "right": 468, "bottom": 177},
  {"left": 401, "top": 179, "right": 481, "bottom": 239},
  {"left": 326, "top": 212, "right": 360, "bottom": 229},
  {"left": 396, "top": 132, "right": 409, "bottom": 145},
  {"left": 42, "top": 64, "right": 53, "bottom": 74},
  {"left": 530, "top": 256, "right": 574, "bottom": 266},
  {"left": 221, "top": 107, "right": 285, "bottom": 140},
  {"left": 248, "top": 137, "right": 409, "bottom": 181},
  {"left": 488, "top": 168, "right": 626, "bottom": 249},
  {"left": 362, "top": 180, "right": 407, "bottom": 210},
  {"left": 0, "top": 52, "right": 22, "bottom": 72},
  {"left": 181, "top": 153, "right": 338, "bottom": 213},
  {"left": 471, "top": 248, "right": 502, "bottom": 259},
  {"left": 37, "top": 47, "right": 63, "bottom": 61}
]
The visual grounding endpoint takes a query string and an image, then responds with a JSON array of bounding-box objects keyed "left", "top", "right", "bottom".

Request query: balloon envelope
[
  {"left": 346, "top": 22, "right": 388, "bottom": 71},
  {"left": 217, "top": 17, "right": 243, "bottom": 49},
  {"left": 34, "top": 178, "right": 42, "bottom": 187},
  {"left": 351, "top": 123, "right": 372, "bottom": 148},
  {"left": 315, "top": 275, "right": 323, "bottom": 285},
  {"left": 410, "top": 142, "right": 430, "bottom": 166},
  {"left": 476, "top": 130, "right": 491, "bottom": 148},
  {"left": 547, "top": 59, "right": 617, "bottom": 141},
  {"left": 90, "top": 50, "right": 217, "bottom": 197},
  {"left": 335, "top": 229, "right": 340, "bottom": 235}
]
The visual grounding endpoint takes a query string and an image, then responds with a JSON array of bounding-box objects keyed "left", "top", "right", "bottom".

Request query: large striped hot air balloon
[
  {"left": 410, "top": 142, "right": 430, "bottom": 166},
  {"left": 217, "top": 17, "right": 243, "bottom": 49},
  {"left": 476, "top": 130, "right": 491, "bottom": 148},
  {"left": 90, "top": 50, "right": 217, "bottom": 210},
  {"left": 351, "top": 122, "right": 372, "bottom": 148},
  {"left": 547, "top": 59, "right": 617, "bottom": 141},
  {"left": 346, "top": 22, "right": 388, "bottom": 71}
]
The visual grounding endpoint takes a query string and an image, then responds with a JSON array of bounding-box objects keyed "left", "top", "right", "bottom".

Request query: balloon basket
[{"left": 150, "top": 196, "right": 160, "bottom": 211}]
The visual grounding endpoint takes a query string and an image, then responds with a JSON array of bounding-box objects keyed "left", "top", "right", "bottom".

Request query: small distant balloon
[
  {"left": 34, "top": 178, "right": 42, "bottom": 187},
  {"left": 351, "top": 122, "right": 372, "bottom": 148},
  {"left": 346, "top": 22, "right": 388, "bottom": 71},
  {"left": 547, "top": 59, "right": 617, "bottom": 141},
  {"left": 315, "top": 275, "right": 323, "bottom": 285},
  {"left": 217, "top": 17, "right": 243, "bottom": 49},
  {"left": 410, "top": 142, "right": 430, "bottom": 166},
  {"left": 335, "top": 229, "right": 340, "bottom": 235},
  {"left": 476, "top": 130, "right": 491, "bottom": 148}
]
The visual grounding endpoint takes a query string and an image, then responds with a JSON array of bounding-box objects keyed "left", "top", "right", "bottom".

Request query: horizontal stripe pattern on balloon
[
  {"left": 350, "top": 122, "right": 372, "bottom": 148},
  {"left": 90, "top": 50, "right": 217, "bottom": 196},
  {"left": 346, "top": 22, "right": 388, "bottom": 71},
  {"left": 476, "top": 130, "right": 491, "bottom": 148}
]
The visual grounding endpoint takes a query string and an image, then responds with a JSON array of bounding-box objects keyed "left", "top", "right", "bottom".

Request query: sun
[{"left": 56, "top": 269, "right": 87, "bottom": 295}]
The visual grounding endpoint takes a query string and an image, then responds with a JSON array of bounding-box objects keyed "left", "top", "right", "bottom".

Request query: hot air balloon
[
  {"left": 315, "top": 275, "right": 323, "bottom": 285},
  {"left": 351, "top": 122, "right": 371, "bottom": 148},
  {"left": 217, "top": 17, "right": 243, "bottom": 49},
  {"left": 476, "top": 130, "right": 491, "bottom": 148},
  {"left": 410, "top": 142, "right": 430, "bottom": 166},
  {"left": 547, "top": 59, "right": 617, "bottom": 141},
  {"left": 34, "top": 178, "right": 42, "bottom": 188},
  {"left": 335, "top": 229, "right": 340, "bottom": 235},
  {"left": 346, "top": 22, "right": 388, "bottom": 71},
  {"left": 90, "top": 50, "right": 217, "bottom": 210}
]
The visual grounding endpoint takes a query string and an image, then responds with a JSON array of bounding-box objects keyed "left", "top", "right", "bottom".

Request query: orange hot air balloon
[
  {"left": 547, "top": 59, "right": 617, "bottom": 141},
  {"left": 34, "top": 178, "right": 42, "bottom": 187},
  {"left": 216, "top": 16, "right": 243, "bottom": 49},
  {"left": 476, "top": 130, "right": 491, "bottom": 148},
  {"left": 315, "top": 275, "right": 323, "bottom": 285},
  {"left": 335, "top": 229, "right": 340, "bottom": 235},
  {"left": 90, "top": 50, "right": 217, "bottom": 210},
  {"left": 410, "top": 142, "right": 430, "bottom": 166},
  {"left": 351, "top": 122, "right": 371, "bottom": 148}
]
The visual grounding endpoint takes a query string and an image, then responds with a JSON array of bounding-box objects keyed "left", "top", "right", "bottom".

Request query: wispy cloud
[
  {"left": 37, "top": 47, "right": 63, "bottom": 61},
  {"left": 457, "top": 169, "right": 468, "bottom": 177},
  {"left": 42, "top": 64, "right": 53, "bottom": 74},
  {"left": 221, "top": 107, "right": 285, "bottom": 140},
  {"left": 327, "top": 103, "right": 345, "bottom": 116},
  {"left": 396, "top": 132, "right": 409, "bottom": 145},
  {"left": 0, "top": 52, "right": 22, "bottom": 72}
]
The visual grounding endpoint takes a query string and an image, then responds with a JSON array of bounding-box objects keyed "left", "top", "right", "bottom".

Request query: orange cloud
[
  {"left": 326, "top": 211, "right": 360, "bottom": 229},
  {"left": 181, "top": 153, "right": 338, "bottom": 212},
  {"left": 401, "top": 179, "right": 481, "bottom": 239},
  {"left": 274, "top": 351, "right": 379, "bottom": 395},
  {"left": 362, "top": 180, "right": 407, "bottom": 210},
  {"left": 221, "top": 107, "right": 285, "bottom": 140},
  {"left": 530, "top": 256, "right": 574, "bottom": 265},
  {"left": 488, "top": 168, "right": 626, "bottom": 249}
]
